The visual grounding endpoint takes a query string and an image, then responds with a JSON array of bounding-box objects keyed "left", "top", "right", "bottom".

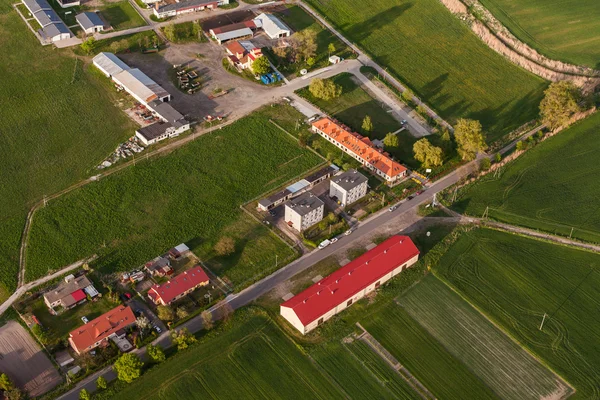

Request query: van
[{"left": 318, "top": 239, "right": 331, "bottom": 249}]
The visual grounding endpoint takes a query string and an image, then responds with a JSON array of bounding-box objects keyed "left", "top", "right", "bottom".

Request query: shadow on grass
[{"left": 343, "top": 3, "right": 414, "bottom": 42}]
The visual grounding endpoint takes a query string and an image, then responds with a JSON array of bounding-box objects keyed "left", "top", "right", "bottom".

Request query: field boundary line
[{"left": 355, "top": 322, "right": 436, "bottom": 400}]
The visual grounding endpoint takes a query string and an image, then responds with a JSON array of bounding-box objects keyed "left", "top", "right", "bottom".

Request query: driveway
[{"left": 128, "top": 298, "right": 166, "bottom": 333}]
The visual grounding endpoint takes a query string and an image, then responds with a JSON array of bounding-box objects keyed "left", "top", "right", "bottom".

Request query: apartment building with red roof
[
  {"left": 68, "top": 305, "right": 135, "bottom": 354},
  {"left": 147, "top": 265, "right": 209, "bottom": 306},
  {"left": 280, "top": 236, "right": 419, "bottom": 334},
  {"left": 311, "top": 117, "right": 407, "bottom": 183}
]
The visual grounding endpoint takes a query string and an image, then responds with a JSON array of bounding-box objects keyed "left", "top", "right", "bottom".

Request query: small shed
[
  {"left": 329, "top": 55, "right": 341, "bottom": 64},
  {"left": 169, "top": 243, "right": 190, "bottom": 259},
  {"left": 76, "top": 12, "right": 104, "bottom": 34}
]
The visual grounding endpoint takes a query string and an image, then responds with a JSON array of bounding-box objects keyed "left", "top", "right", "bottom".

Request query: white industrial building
[
  {"left": 253, "top": 13, "right": 291, "bottom": 39},
  {"left": 75, "top": 12, "right": 104, "bottom": 34},
  {"left": 92, "top": 52, "right": 130, "bottom": 77},
  {"left": 136, "top": 101, "right": 190, "bottom": 145},
  {"left": 284, "top": 192, "right": 324, "bottom": 232},
  {"left": 112, "top": 69, "right": 171, "bottom": 104},
  {"left": 153, "top": 0, "right": 229, "bottom": 19},
  {"left": 23, "top": 0, "right": 71, "bottom": 43},
  {"left": 329, "top": 169, "right": 368, "bottom": 207}
]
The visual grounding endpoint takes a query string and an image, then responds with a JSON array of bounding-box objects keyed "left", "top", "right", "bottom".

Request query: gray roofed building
[
  {"left": 35, "top": 9, "right": 62, "bottom": 27},
  {"left": 258, "top": 189, "right": 292, "bottom": 211},
  {"left": 92, "top": 52, "right": 130, "bottom": 77},
  {"left": 305, "top": 165, "right": 338, "bottom": 185},
  {"left": 43, "top": 275, "right": 94, "bottom": 310},
  {"left": 213, "top": 27, "right": 253, "bottom": 44},
  {"left": 135, "top": 121, "right": 174, "bottom": 146},
  {"left": 148, "top": 100, "right": 184, "bottom": 123},
  {"left": 144, "top": 256, "right": 172, "bottom": 276},
  {"left": 285, "top": 192, "right": 325, "bottom": 231},
  {"left": 329, "top": 169, "right": 369, "bottom": 207},
  {"left": 22, "top": 0, "right": 50, "bottom": 14},
  {"left": 253, "top": 13, "right": 291, "bottom": 39},
  {"left": 112, "top": 68, "right": 171, "bottom": 104},
  {"left": 39, "top": 22, "right": 71, "bottom": 42},
  {"left": 76, "top": 12, "right": 104, "bottom": 33},
  {"left": 153, "top": 0, "right": 229, "bottom": 19}
]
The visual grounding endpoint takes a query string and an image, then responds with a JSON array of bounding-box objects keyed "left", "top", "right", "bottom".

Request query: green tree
[
  {"left": 171, "top": 328, "right": 197, "bottom": 351},
  {"left": 214, "top": 236, "right": 235, "bottom": 256},
  {"left": 480, "top": 158, "right": 491, "bottom": 171},
  {"left": 147, "top": 344, "right": 166, "bottom": 363},
  {"left": 441, "top": 129, "right": 451, "bottom": 142},
  {"left": 200, "top": 310, "right": 213, "bottom": 330},
  {"left": 163, "top": 24, "right": 176, "bottom": 41},
  {"left": 342, "top": 163, "right": 351, "bottom": 171},
  {"left": 5, "top": 389, "right": 24, "bottom": 400},
  {"left": 298, "top": 131, "right": 311, "bottom": 147},
  {"left": 413, "top": 138, "right": 443, "bottom": 168},
  {"left": 539, "top": 81, "right": 581, "bottom": 130},
  {"left": 515, "top": 141, "right": 524, "bottom": 151},
  {"left": 401, "top": 88, "right": 413, "bottom": 103},
  {"left": 291, "top": 30, "right": 317, "bottom": 62},
  {"left": 306, "top": 57, "right": 316, "bottom": 67},
  {"left": 326, "top": 152, "right": 335, "bottom": 162},
  {"left": 251, "top": 56, "right": 271, "bottom": 75},
  {"left": 80, "top": 38, "right": 96, "bottom": 54},
  {"left": 494, "top": 153, "right": 502, "bottom": 163},
  {"left": 361, "top": 115, "right": 373, "bottom": 134},
  {"left": 328, "top": 43, "right": 336, "bottom": 56},
  {"left": 176, "top": 306, "right": 189, "bottom": 319},
  {"left": 113, "top": 353, "right": 143, "bottom": 383},
  {"left": 383, "top": 132, "right": 399, "bottom": 148},
  {"left": 79, "top": 388, "right": 90, "bottom": 400},
  {"left": 31, "top": 324, "right": 49, "bottom": 344},
  {"left": 308, "top": 78, "right": 342, "bottom": 101},
  {"left": 96, "top": 375, "right": 107, "bottom": 390},
  {"left": 0, "top": 373, "right": 13, "bottom": 391},
  {"left": 454, "top": 119, "right": 487, "bottom": 160},
  {"left": 157, "top": 305, "right": 174, "bottom": 322}
]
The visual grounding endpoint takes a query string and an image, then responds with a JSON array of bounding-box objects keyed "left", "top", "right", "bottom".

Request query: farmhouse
[
  {"left": 329, "top": 169, "right": 368, "bottom": 207},
  {"left": 281, "top": 235, "right": 420, "bottom": 334},
  {"left": 253, "top": 13, "right": 291, "bottom": 39},
  {"left": 23, "top": 0, "right": 71, "bottom": 43},
  {"left": 68, "top": 305, "right": 135, "bottom": 354},
  {"left": 144, "top": 256, "right": 172, "bottom": 277},
  {"left": 75, "top": 12, "right": 104, "bottom": 34},
  {"left": 147, "top": 265, "right": 210, "bottom": 305},
  {"left": 284, "top": 192, "right": 325, "bottom": 231},
  {"left": 43, "top": 274, "right": 99, "bottom": 314},
  {"left": 209, "top": 21, "right": 256, "bottom": 44},
  {"left": 153, "top": 0, "right": 229, "bottom": 19},
  {"left": 312, "top": 118, "right": 407, "bottom": 183},
  {"left": 225, "top": 41, "right": 263, "bottom": 71}
]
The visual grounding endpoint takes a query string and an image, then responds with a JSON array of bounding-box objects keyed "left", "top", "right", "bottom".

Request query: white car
[
  {"left": 330, "top": 238, "right": 338, "bottom": 243},
  {"left": 345, "top": 229, "right": 353, "bottom": 236},
  {"left": 81, "top": 316, "right": 89, "bottom": 324},
  {"left": 389, "top": 205, "right": 397, "bottom": 212}
]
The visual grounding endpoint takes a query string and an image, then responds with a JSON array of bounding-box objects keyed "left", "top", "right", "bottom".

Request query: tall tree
[
  {"left": 383, "top": 132, "right": 399, "bottom": 148},
  {"left": 309, "top": 78, "right": 342, "bottom": 100},
  {"left": 362, "top": 115, "right": 373, "bottom": 134},
  {"left": 413, "top": 138, "right": 443, "bottom": 168},
  {"left": 539, "top": 81, "right": 581, "bottom": 130},
  {"left": 0, "top": 373, "right": 13, "bottom": 391},
  {"left": 290, "top": 30, "right": 317, "bottom": 62},
  {"left": 96, "top": 376, "right": 107, "bottom": 390},
  {"left": 136, "top": 315, "right": 150, "bottom": 332},
  {"left": 113, "top": 353, "right": 144, "bottom": 383},
  {"left": 147, "top": 344, "right": 166, "bottom": 363},
  {"left": 157, "top": 305, "right": 174, "bottom": 322},
  {"left": 251, "top": 56, "right": 271, "bottom": 75},
  {"left": 176, "top": 306, "right": 189, "bottom": 319},
  {"left": 162, "top": 24, "right": 176, "bottom": 42},
  {"left": 171, "top": 328, "right": 197, "bottom": 351},
  {"left": 454, "top": 119, "right": 486, "bottom": 160},
  {"left": 328, "top": 43, "right": 335, "bottom": 57},
  {"left": 201, "top": 310, "right": 214, "bottom": 330}
]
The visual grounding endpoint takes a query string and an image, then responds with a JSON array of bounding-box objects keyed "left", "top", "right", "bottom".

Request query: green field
[
  {"left": 434, "top": 228, "right": 600, "bottom": 399},
  {"left": 399, "top": 275, "right": 569, "bottom": 400},
  {"left": 450, "top": 112, "right": 600, "bottom": 243},
  {"left": 112, "top": 313, "right": 346, "bottom": 399},
  {"left": 306, "top": 0, "right": 548, "bottom": 142},
  {"left": 26, "top": 105, "right": 323, "bottom": 285},
  {"left": 100, "top": 1, "right": 146, "bottom": 31},
  {"left": 480, "top": 0, "right": 600, "bottom": 68},
  {"left": 0, "top": 5, "right": 136, "bottom": 299}
]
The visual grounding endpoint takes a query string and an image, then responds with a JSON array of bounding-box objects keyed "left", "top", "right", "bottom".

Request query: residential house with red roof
[
  {"left": 225, "top": 41, "right": 263, "bottom": 71},
  {"left": 311, "top": 117, "right": 408, "bottom": 183},
  {"left": 68, "top": 305, "right": 135, "bottom": 354},
  {"left": 147, "top": 266, "right": 210, "bottom": 306},
  {"left": 280, "top": 236, "right": 419, "bottom": 334}
]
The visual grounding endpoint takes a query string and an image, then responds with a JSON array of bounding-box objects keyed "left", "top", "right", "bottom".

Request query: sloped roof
[
  {"left": 214, "top": 28, "right": 253, "bottom": 43},
  {"left": 148, "top": 266, "right": 209, "bottom": 304},
  {"left": 44, "top": 275, "right": 92, "bottom": 304},
  {"left": 331, "top": 169, "right": 368, "bottom": 191},
  {"left": 281, "top": 236, "right": 419, "bottom": 326},
  {"left": 35, "top": 8, "right": 62, "bottom": 27},
  {"left": 254, "top": 13, "right": 291, "bottom": 38},
  {"left": 113, "top": 68, "right": 169, "bottom": 103},
  {"left": 285, "top": 192, "right": 324, "bottom": 216},
  {"left": 23, "top": 0, "right": 50, "bottom": 14},
  {"left": 92, "top": 52, "right": 130, "bottom": 77},
  {"left": 76, "top": 12, "right": 103, "bottom": 30},
  {"left": 69, "top": 306, "right": 135, "bottom": 352}
]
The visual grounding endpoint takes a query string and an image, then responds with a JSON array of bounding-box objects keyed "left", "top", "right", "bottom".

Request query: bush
[{"left": 480, "top": 158, "right": 491, "bottom": 171}]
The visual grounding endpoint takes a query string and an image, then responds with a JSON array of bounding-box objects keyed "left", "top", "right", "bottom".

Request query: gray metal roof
[
  {"left": 287, "top": 179, "right": 310, "bottom": 194},
  {"left": 34, "top": 8, "right": 62, "bottom": 27},
  {"left": 40, "top": 21, "right": 70, "bottom": 39},
  {"left": 286, "top": 192, "right": 324, "bottom": 216},
  {"left": 254, "top": 13, "right": 291, "bottom": 38},
  {"left": 149, "top": 100, "right": 184, "bottom": 124},
  {"left": 92, "top": 52, "right": 130, "bottom": 77},
  {"left": 43, "top": 275, "right": 92, "bottom": 305},
  {"left": 113, "top": 68, "right": 170, "bottom": 103},
  {"left": 76, "top": 12, "right": 103, "bottom": 30},
  {"left": 331, "top": 169, "right": 368, "bottom": 191},
  {"left": 157, "top": 0, "right": 218, "bottom": 13},
  {"left": 22, "top": 0, "right": 50, "bottom": 14},
  {"left": 215, "top": 28, "right": 253, "bottom": 43},
  {"left": 136, "top": 121, "right": 173, "bottom": 141}
]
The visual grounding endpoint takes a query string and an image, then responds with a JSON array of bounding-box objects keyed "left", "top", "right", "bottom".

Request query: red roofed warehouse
[
  {"left": 68, "top": 305, "right": 135, "bottom": 354},
  {"left": 280, "top": 236, "right": 419, "bottom": 334},
  {"left": 148, "top": 265, "right": 209, "bottom": 306},
  {"left": 311, "top": 117, "right": 407, "bottom": 183}
]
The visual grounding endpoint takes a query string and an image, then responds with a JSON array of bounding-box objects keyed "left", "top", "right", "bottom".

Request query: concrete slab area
[
  {"left": 366, "top": 242, "right": 377, "bottom": 250},
  {"left": 281, "top": 292, "right": 294, "bottom": 301},
  {"left": 311, "top": 274, "right": 323, "bottom": 283}
]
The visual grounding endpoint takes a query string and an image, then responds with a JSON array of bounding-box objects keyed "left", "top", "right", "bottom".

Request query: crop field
[
  {"left": 399, "top": 275, "right": 569, "bottom": 400},
  {"left": 26, "top": 106, "right": 323, "bottom": 285},
  {"left": 112, "top": 313, "right": 345, "bottom": 399},
  {"left": 0, "top": 5, "right": 136, "bottom": 300},
  {"left": 434, "top": 228, "right": 600, "bottom": 399},
  {"left": 480, "top": 0, "right": 600, "bottom": 68},
  {"left": 450, "top": 112, "right": 600, "bottom": 243},
  {"left": 306, "top": 0, "right": 548, "bottom": 142}
]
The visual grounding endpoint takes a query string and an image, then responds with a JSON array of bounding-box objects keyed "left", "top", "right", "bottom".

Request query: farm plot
[
  {"left": 0, "top": 6, "right": 136, "bottom": 299},
  {"left": 306, "top": 0, "right": 548, "bottom": 143},
  {"left": 434, "top": 228, "right": 600, "bottom": 399},
  {"left": 0, "top": 321, "right": 62, "bottom": 396},
  {"left": 112, "top": 313, "right": 345, "bottom": 400},
  {"left": 479, "top": 0, "right": 600, "bottom": 68},
  {"left": 450, "top": 112, "right": 600, "bottom": 243},
  {"left": 399, "top": 275, "right": 570, "bottom": 400},
  {"left": 26, "top": 106, "right": 323, "bottom": 286}
]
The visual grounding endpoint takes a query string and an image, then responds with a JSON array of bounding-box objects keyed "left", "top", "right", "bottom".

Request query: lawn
[
  {"left": 0, "top": 6, "right": 136, "bottom": 300},
  {"left": 398, "top": 275, "right": 569, "bottom": 400},
  {"left": 110, "top": 312, "right": 346, "bottom": 399},
  {"left": 479, "top": 0, "right": 600, "bottom": 69},
  {"left": 449, "top": 112, "right": 600, "bottom": 243},
  {"left": 26, "top": 105, "right": 324, "bottom": 287},
  {"left": 270, "top": 5, "right": 354, "bottom": 76},
  {"left": 100, "top": 1, "right": 146, "bottom": 31},
  {"left": 161, "top": 21, "right": 206, "bottom": 43},
  {"left": 305, "top": 0, "right": 548, "bottom": 142},
  {"left": 434, "top": 228, "right": 600, "bottom": 399}
]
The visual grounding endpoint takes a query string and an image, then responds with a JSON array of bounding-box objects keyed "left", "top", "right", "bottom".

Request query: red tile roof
[
  {"left": 69, "top": 305, "right": 135, "bottom": 352},
  {"left": 281, "top": 236, "right": 419, "bottom": 326},
  {"left": 311, "top": 118, "right": 407, "bottom": 178},
  {"left": 70, "top": 289, "right": 86, "bottom": 303},
  {"left": 148, "top": 265, "right": 209, "bottom": 304},
  {"left": 225, "top": 41, "right": 245, "bottom": 56}
]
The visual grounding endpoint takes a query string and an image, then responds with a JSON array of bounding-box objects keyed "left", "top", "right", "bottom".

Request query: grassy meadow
[
  {"left": 480, "top": 0, "right": 600, "bottom": 68},
  {"left": 449, "top": 112, "right": 600, "bottom": 243},
  {"left": 26, "top": 106, "right": 324, "bottom": 286},
  {"left": 306, "top": 0, "right": 548, "bottom": 142},
  {"left": 100, "top": 1, "right": 146, "bottom": 31},
  {"left": 434, "top": 228, "right": 600, "bottom": 399},
  {"left": 0, "top": 4, "right": 136, "bottom": 299}
]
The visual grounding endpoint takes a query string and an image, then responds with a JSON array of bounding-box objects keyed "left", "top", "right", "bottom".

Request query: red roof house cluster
[
  {"left": 225, "top": 41, "right": 263, "bottom": 70},
  {"left": 68, "top": 305, "right": 135, "bottom": 354},
  {"left": 148, "top": 265, "right": 210, "bottom": 306}
]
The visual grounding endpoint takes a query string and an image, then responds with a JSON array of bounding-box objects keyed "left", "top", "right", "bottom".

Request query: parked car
[
  {"left": 401, "top": 120, "right": 408, "bottom": 125},
  {"left": 416, "top": 190, "right": 424, "bottom": 195},
  {"left": 345, "top": 229, "right": 353, "bottom": 236},
  {"left": 269, "top": 210, "right": 276, "bottom": 217},
  {"left": 407, "top": 195, "right": 414, "bottom": 200},
  {"left": 330, "top": 238, "right": 338, "bottom": 243},
  {"left": 389, "top": 205, "right": 398, "bottom": 212},
  {"left": 318, "top": 239, "right": 332, "bottom": 249},
  {"left": 282, "top": 96, "right": 292, "bottom": 103},
  {"left": 81, "top": 316, "right": 89, "bottom": 324},
  {"left": 153, "top": 325, "right": 162, "bottom": 334}
]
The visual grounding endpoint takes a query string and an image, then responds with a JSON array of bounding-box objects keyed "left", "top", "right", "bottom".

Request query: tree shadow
[{"left": 343, "top": 3, "right": 413, "bottom": 42}]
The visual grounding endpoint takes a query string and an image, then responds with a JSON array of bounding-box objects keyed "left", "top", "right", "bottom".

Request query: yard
[
  {"left": 305, "top": 0, "right": 548, "bottom": 142},
  {"left": 26, "top": 106, "right": 323, "bottom": 288},
  {"left": 449, "top": 112, "right": 600, "bottom": 243},
  {"left": 479, "top": 0, "right": 600, "bottom": 68},
  {"left": 0, "top": 5, "right": 137, "bottom": 300},
  {"left": 99, "top": 1, "right": 146, "bottom": 31},
  {"left": 434, "top": 228, "right": 600, "bottom": 399}
]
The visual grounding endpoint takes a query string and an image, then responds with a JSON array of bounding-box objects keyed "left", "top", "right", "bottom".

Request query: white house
[
  {"left": 284, "top": 192, "right": 324, "bottom": 232},
  {"left": 329, "top": 169, "right": 368, "bottom": 207},
  {"left": 253, "top": 13, "right": 291, "bottom": 39},
  {"left": 76, "top": 12, "right": 104, "bottom": 34},
  {"left": 153, "top": 0, "right": 229, "bottom": 19},
  {"left": 281, "top": 236, "right": 420, "bottom": 334}
]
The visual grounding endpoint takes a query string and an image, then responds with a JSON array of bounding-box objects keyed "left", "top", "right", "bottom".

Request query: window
[
  {"left": 375, "top": 281, "right": 381, "bottom": 288},
  {"left": 318, "top": 318, "right": 324, "bottom": 325},
  {"left": 347, "top": 299, "right": 353, "bottom": 306}
]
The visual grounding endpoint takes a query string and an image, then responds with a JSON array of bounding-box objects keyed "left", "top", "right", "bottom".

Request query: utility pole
[{"left": 539, "top": 313, "right": 548, "bottom": 331}]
